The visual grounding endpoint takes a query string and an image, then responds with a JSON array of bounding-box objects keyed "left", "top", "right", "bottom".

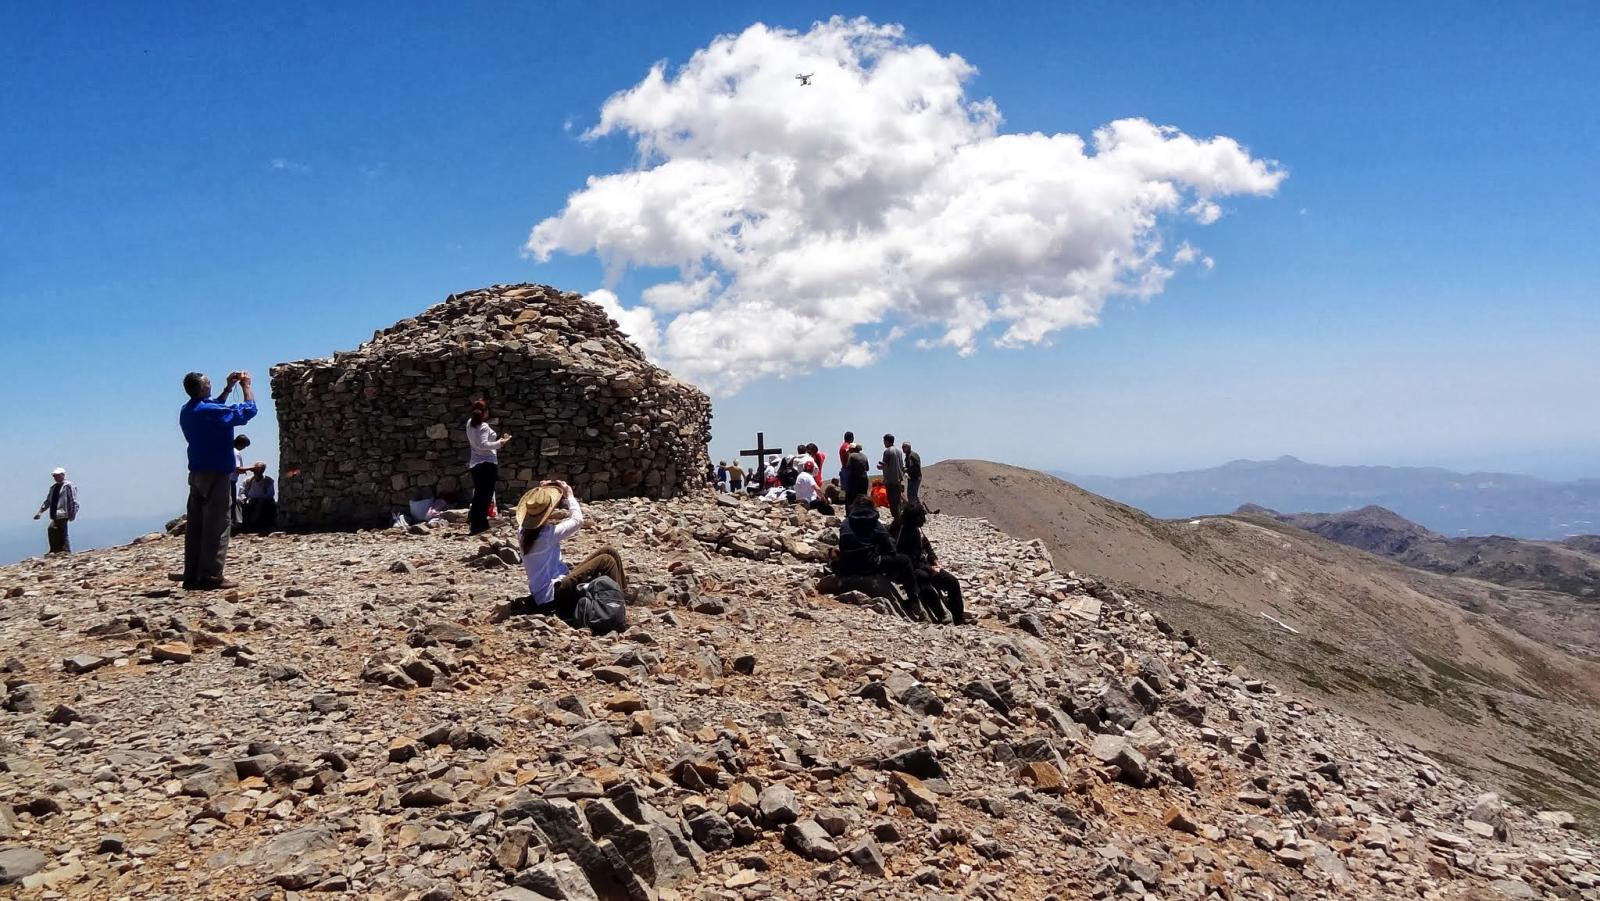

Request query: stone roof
[{"left": 277, "top": 283, "right": 674, "bottom": 386}]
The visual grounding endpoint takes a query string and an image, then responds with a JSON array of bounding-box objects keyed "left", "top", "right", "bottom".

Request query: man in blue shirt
[{"left": 179, "top": 370, "right": 258, "bottom": 589}]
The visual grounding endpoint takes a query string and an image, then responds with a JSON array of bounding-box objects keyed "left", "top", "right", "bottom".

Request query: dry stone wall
[{"left": 269, "top": 284, "right": 712, "bottom": 528}]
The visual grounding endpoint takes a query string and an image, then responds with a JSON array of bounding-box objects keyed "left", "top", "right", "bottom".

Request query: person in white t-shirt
[
  {"left": 791, "top": 460, "right": 834, "bottom": 514},
  {"left": 465, "top": 400, "right": 512, "bottom": 535},
  {"left": 231, "top": 435, "right": 252, "bottom": 529}
]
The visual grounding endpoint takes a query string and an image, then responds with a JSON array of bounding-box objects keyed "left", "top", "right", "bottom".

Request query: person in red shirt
[
  {"left": 838, "top": 431, "right": 854, "bottom": 480},
  {"left": 808, "top": 442, "right": 826, "bottom": 479}
]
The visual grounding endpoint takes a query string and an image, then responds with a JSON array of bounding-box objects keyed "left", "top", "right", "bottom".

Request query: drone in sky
[{"left": 795, "top": 73, "right": 813, "bottom": 86}]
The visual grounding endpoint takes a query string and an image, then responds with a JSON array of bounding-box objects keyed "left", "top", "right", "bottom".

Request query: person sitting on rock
[
  {"left": 792, "top": 459, "right": 834, "bottom": 515},
  {"left": 515, "top": 480, "right": 626, "bottom": 618},
  {"left": 892, "top": 501, "right": 965, "bottom": 625},
  {"left": 831, "top": 497, "right": 922, "bottom": 616},
  {"left": 240, "top": 462, "right": 277, "bottom": 533},
  {"left": 823, "top": 477, "right": 846, "bottom": 505},
  {"left": 778, "top": 453, "right": 799, "bottom": 489}
]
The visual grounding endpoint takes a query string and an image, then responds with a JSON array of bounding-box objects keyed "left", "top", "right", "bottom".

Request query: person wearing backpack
[{"left": 514, "top": 480, "right": 626, "bottom": 619}]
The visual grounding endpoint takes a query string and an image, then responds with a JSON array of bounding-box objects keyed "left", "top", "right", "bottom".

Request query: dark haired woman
[
  {"left": 893, "top": 502, "right": 965, "bottom": 625},
  {"left": 515, "top": 480, "right": 626, "bottom": 616},
  {"left": 465, "top": 400, "right": 511, "bottom": 535}
]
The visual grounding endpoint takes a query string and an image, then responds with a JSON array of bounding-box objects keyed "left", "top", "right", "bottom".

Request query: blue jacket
[{"left": 180, "top": 397, "right": 258, "bottom": 473}]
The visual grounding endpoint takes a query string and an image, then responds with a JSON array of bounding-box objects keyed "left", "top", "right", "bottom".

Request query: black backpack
[{"left": 571, "top": 576, "right": 627, "bottom": 635}]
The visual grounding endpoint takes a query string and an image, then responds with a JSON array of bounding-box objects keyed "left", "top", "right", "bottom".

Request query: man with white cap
[{"left": 33, "top": 467, "right": 79, "bottom": 554}]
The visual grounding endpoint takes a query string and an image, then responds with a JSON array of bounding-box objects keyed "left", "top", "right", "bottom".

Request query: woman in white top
[
  {"left": 465, "top": 400, "right": 512, "bottom": 535},
  {"left": 516, "top": 480, "right": 626, "bottom": 616}
]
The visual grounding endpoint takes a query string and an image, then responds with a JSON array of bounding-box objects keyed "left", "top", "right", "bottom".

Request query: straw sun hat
[{"left": 514, "top": 486, "right": 563, "bottom": 530}]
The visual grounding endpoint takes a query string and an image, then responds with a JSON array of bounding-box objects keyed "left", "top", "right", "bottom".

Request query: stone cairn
[{"left": 269, "top": 284, "right": 712, "bottom": 529}]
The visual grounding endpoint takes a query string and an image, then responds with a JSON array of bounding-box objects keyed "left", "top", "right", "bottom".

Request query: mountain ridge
[
  {"left": 1062, "top": 456, "right": 1600, "bottom": 539},
  {"left": 1240, "top": 504, "right": 1600, "bottom": 599},
  {"left": 922, "top": 459, "right": 1600, "bottom": 824}
]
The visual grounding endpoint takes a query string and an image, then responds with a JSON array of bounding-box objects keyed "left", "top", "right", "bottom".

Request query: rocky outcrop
[
  {"left": 1, "top": 496, "right": 1597, "bottom": 898},
  {"left": 269, "top": 284, "right": 712, "bottom": 528}
]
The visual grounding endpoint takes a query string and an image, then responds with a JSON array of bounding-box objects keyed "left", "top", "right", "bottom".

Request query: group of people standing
[
  {"left": 838, "top": 431, "right": 922, "bottom": 516},
  {"left": 710, "top": 430, "right": 923, "bottom": 519}
]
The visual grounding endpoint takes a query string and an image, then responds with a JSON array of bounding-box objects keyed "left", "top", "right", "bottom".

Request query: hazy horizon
[{"left": 5, "top": 449, "right": 1596, "bottom": 566}]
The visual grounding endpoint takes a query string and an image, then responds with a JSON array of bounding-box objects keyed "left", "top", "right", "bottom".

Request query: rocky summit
[{"left": 1, "top": 495, "right": 1597, "bottom": 900}]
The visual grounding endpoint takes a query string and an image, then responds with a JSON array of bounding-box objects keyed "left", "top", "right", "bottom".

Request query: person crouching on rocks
[
  {"left": 515, "top": 480, "right": 626, "bottom": 618},
  {"left": 892, "top": 501, "right": 965, "bottom": 625},
  {"left": 832, "top": 497, "right": 923, "bottom": 617}
]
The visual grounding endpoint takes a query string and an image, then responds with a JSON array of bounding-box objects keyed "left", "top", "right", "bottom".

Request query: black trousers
[
  {"left": 47, "top": 519, "right": 70, "bottom": 554},
  {"left": 918, "top": 567, "right": 964, "bottom": 625},
  {"left": 242, "top": 498, "right": 277, "bottom": 533},
  {"left": 833, "top": 552, "right": 920, "bottom": 603},
  {"left": 876, "top": 552, "right": 922, "bottom": 617},
  {"left": 885, "top": 482, "right": 904, "bottom": 518},
  {"left": 469, "top": 462, "right": 498, "bottom": 534},
  {"left": 793, "top": 498, "right": 836, "bottom": 516}
]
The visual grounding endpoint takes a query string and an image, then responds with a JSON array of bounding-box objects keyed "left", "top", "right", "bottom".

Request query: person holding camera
[
  {"left": 179, "top": 370, "right": 258, "bottom": 590},
  {"left": 465, "top": 399, "right": 512, "bottom": 535}
]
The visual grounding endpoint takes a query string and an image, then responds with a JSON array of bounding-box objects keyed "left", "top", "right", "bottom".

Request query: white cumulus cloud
[{"left": 529, "top": 17, "right": 1285, "bottom": 393}]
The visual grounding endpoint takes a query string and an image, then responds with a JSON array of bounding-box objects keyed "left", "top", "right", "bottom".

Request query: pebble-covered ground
[{"left": 1, "top": 494, "right": 1597, "bottom": 899}]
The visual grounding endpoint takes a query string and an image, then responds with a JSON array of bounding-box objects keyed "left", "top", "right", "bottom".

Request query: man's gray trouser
[
  {"left": 47, "top": 519, "right": 70, "bottom": 554},
  {"left": 184, "top": 470, "right": 233, "bottom": 583}
]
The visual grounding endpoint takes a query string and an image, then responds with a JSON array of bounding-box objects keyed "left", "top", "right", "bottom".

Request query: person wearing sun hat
[{"left": 515, "top": 479, "right": 627, "bottom": 616}]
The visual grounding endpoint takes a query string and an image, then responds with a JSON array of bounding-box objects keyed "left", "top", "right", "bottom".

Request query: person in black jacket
[
  {"left": 832, "top": 498, "right": 923, "bottom": 616},
  {"left": 844, "top": 443, "right": 871, "bottom": 507},
  {"left": 902, "top": 441, "right": 923, "bottom": 506},
  {"left": 892, "top": 501, "right": 965, "bottom": 625}
]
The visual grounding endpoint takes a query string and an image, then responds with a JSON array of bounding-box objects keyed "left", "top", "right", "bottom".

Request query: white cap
[{"left": 51, "top": 467, "right": 66, "bottom": 476}]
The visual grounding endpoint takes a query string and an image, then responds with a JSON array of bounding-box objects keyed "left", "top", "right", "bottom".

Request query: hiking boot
[{"left": 188, "top": 578, "right": 238, "bottom": 591}]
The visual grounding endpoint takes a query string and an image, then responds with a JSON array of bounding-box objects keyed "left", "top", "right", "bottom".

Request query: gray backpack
[{"left": 572, "top": 576, "right": 627, "bottom": 635}]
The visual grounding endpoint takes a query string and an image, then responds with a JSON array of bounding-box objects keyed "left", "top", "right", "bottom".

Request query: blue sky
[{"left": 3, "top": 1, "right": 1598, "bottom": 557}]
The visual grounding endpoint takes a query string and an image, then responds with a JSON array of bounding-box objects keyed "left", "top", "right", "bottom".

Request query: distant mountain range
[
  {"left": 1239, "top": 503, "right": 1600, "bottom": 599},
  {"left": 1064, "top": 455, "right": 1600, "bottom": 540}
]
